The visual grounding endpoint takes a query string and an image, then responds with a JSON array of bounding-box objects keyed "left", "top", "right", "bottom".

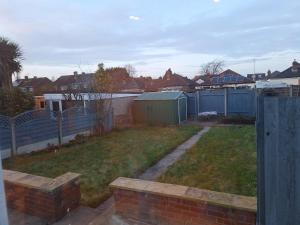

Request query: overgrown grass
[
  {"left": 4, "top": 125, "right": 200, "bottom": 207},
  {"left": 158, "top": 126, "right": 256, "bottom": 197}
]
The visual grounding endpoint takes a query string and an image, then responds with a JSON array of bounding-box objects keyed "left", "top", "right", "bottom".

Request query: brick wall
[
  {"left": 4, "top": 170, "right": 81, "bottom": 223},
  {"left": 110, "top": 178, "right": 257, "bottom": 225}
]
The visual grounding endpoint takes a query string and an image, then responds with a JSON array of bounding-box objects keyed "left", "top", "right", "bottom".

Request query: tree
[
  {"left": 0, "top": 37, "right": 23, "bottom": 90},
  {"left": 0, "top": 88, "right": 34, "bottom": 116},
  {"left": 89, "top": 63, "right": 113, "bottom": 135},
  {"left": 200, "top": 60, "right": 225, "bottom": 76},
  {"left": 124, "top": 64, "right": 136, "bottom": 77}
]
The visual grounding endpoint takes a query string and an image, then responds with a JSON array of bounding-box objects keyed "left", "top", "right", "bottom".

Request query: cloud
[
  {"left": 129, "top": 16, "right": 140, "bottom": 21},
  {"left": 213, "top": 0, "right": 220, "bottom": 3}
]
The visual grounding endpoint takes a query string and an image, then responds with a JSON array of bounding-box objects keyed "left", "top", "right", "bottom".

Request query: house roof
[
  {"left": 270, "top": 60, "right": 300, "bottom": 79},
  {"left": 159, "top": 69, "right": 198, "bottom": 88},
  {"left": 135, "top": 91, "right": 185, "bottom": 101},
  {"left": 17, "top": 77, "right": 53, "bottom": 88},
  {"left": 54, "top": 73, "right": 94, "bottom": 87},
  {"left": 200, "top": 69, "right": 254, "bottom": 86}
]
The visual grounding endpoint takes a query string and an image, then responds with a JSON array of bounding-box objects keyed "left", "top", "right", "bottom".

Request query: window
[{"left": 40, "top": 101, "right": 45, "bottom": 109}]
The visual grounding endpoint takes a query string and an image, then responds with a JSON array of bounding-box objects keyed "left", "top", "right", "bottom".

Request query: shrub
[{"left": 0, "top": 88, "right": 34, "bottom": 116}]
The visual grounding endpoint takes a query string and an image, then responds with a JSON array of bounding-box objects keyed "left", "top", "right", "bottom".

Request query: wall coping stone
[
  {"left": 110, "top": 177, "right": 257, "bottom": 212},
  {"left": 3, "top": 170, "right": 80, "bottom": 192}
]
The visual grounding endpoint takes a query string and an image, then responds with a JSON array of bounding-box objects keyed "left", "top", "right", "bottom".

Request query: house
[
  {"left": 247, "top": 73, "right": 266, "bottom": 81},
  {"left": 16, "top": 76, "right": 55, "bottom": 96},
  {"left": 193, "top": 75, "right": 211, "bottom": 85},
  {"left": 197, "top": 69, "right": 254, "bottom": 88},
  {"left": 54, "top": 69, "right": 145, "bottom": 93},
  {"left": 15, "top": 76, "right": 55, "bottom": 109},
  {"left": 157, "top": 69, "right": 198, "bottom": 92},
  {"left": 268, "top": 60, "right": 300, "bottom": 85}
]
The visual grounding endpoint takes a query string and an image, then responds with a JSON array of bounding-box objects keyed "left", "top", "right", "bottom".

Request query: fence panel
[
  {"left": 0, "top": 115, "right": 11, "bottom": 152},
  {"left": 227, "top": 89, "right": 256, "bottom": 116},
  {"left": 257, "top": 97, "right": 300, "bottom": 225},
  {"left": 198, "top": 89, "right": 225, "bottom": 114},
  {"left": 186, "top": 93, "right": 198, "bottom": 117},
  {"left": 62, "top": 107, "right": 93, "bottom": 137},
  {"left": 15, "top": 110, "right": 58, "bottom": 148}
]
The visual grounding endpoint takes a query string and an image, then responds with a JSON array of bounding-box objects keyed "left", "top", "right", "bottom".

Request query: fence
[
  {"left": 196, "top": 88, "right": 256, "bottom": 117},
  {"left": 257, "top": 96, "right": 300, "bottom": 225},
  {"left": 0, "top": 107, "right": 113, "bottom": 159}
]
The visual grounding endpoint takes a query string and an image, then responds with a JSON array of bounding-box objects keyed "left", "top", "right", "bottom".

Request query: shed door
[{"left": 178, "top": 98, "right": 187, "bottom": 122}]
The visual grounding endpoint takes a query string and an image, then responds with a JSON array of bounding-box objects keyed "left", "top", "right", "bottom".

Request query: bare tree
[
  {"left": 200, "top": 60, "right": 225, "bottom": 76},
  {"left": 124, "top": 64, "right": 136, "bottom": 77}
]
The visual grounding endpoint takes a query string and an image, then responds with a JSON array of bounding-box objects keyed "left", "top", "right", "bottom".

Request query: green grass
[
  {"left": 158, "top": 126, "right": 256, "bottom": 197},
  {"left": 3, "top": 125, "right": 200, "bottom": 207}
]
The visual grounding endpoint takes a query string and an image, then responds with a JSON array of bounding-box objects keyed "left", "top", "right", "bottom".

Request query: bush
[{"left": 0, "top": 88, "right": 34, "bottom": 116}]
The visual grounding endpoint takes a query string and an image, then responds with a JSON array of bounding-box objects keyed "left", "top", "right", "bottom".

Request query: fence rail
[{"left": 0, "top": 107, "right": 113, "bottom": 159}]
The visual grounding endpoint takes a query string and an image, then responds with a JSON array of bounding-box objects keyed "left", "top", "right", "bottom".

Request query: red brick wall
[
  {"left": 113, "top": 189, "right": 256, "bottom": 225},
  {"left": 4, "top": 174, "right": 80, "bottom": 223}
]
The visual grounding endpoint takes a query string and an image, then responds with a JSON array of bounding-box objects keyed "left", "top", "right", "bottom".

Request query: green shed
[{"left": 133, "top": 91, "right": 188, "bottom": 125}]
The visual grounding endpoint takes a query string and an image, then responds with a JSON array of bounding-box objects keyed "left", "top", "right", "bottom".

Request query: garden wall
[
  {"left": 4, "top": 170, "right": 81, "bottom": 224},
  {"left": 110, "top": 177, "right": 257, "bottom": 225}
]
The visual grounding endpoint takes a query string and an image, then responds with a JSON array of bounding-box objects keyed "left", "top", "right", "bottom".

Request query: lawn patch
[
  {"left": 4, "top": 125, "right": 200, "bottom": 207},
  {"left": 158, "top": 126, "right": 256, "bottom": 197}
]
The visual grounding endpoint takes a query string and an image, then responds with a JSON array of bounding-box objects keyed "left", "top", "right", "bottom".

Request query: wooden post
[
  {"left": 57, "top": 111, "right": 63, "bottom": 146},
  {"left": 289, "top": 86, "right": 293, "bottom": 97},
  {"left": 10, "top": 118, "right": 17, "bottom": 157},
  {"left": 0, "top": 157, "right": 9, "bottom": 225},
  {"left": 224, "top": 88, "right": 228, "bottom": 117}
]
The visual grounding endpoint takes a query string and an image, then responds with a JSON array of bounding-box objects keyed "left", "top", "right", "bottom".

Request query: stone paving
[{"left": 9, "top": 125, "right": 211, "bottom": 225}]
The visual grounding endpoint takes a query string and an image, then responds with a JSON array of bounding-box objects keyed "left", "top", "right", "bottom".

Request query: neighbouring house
[
  {"left": 197, "top": 69, "right": 254, "bottom": 88},
  {"left": 157, "top": 69, "right": 198, "bottom": 92},
  {"left": 15, "top": 76, "right": 55, "bottom": 109},
  {"left": 132, "top": 91, "right": 188, "bottom": 125},
  {"left": 16, "top": 76, "right": 55, "bottom": 95},
  {"left": 54, "top": 69, "right": 145, "bottom": 93},
  {"left": 267, "top": 60, "right": 300, "bottom": 85},
  {"left": 247, "top": 73, "right": 266, "bottom": 81}
]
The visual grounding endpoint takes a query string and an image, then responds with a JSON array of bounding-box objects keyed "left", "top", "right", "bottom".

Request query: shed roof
[{"left": 135, "top": 91, "right": 185, "bottom": 101}]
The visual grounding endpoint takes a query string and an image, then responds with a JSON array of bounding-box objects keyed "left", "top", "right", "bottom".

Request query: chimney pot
[
  {"left": 25, "top": 76, "right": 28, "bottom": 80},
  {"left": 74, "top": 71, "right": 78, "bottom": 76}
]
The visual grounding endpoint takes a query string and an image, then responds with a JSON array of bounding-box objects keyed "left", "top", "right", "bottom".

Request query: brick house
[
  {"left": 267, "top": 60, "right": 300, "bottom": 85},
  {"left": 157, "top": 68, "right": 199, "bottom": 92},
  {"left": 16, "top": 76, "right": 55, "bottom": 109}
]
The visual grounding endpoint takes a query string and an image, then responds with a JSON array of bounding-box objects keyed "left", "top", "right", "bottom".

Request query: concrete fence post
[
  {"left": 10, "top": 118, "right": 17, "bottom": 157},
  {"left": 0, "top": 157, "right": 9, "bottom": 225},
  {"left": 224, "top": 88, "right": 228, "bottom": 117},
  {"left": 57, "top": 111, "right": 63, "bottom": 146},
  {"left": 289, "top": 86, "right": 293, "bottom": 97}
]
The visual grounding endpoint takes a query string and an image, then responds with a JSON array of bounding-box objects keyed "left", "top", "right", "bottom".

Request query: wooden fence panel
[{"left": 257, "top": 97, "right": 300, "bottom": 225}]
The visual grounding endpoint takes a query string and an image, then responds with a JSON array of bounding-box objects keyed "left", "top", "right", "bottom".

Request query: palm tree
[{"left": 0, "top": 37, "right": 23, "bottom": 90}]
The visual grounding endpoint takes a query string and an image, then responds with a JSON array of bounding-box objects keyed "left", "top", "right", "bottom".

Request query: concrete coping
[
  {"left": 3, "top": 170, "right": 80, "bottom": 192},
  {"left": 110, "top": 177, "right": 257, "bottom": 213}
]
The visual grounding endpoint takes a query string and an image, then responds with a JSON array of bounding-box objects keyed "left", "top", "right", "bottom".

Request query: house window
[{"left": 40, "top": 101, "right": 45, "bottom": 109}]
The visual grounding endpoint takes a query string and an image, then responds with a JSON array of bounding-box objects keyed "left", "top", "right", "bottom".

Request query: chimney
[
  {"left": 74, "top": 71, "right": 78, "bottom": 76},
  {"left": 34, "top": 76, "right": 37, "bottom": 79},
  {"left": 292, "top": 60, "right": 300, "bottom": 73},
  {"left": 164, "top": 68, "right": 173, "bottom": 80},
  {"left": 25, "top": 76, "right": 29, "bottom": 80}
]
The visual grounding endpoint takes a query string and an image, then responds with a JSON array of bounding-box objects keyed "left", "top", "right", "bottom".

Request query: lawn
[
  {"left": 3, "top": 124, "right": 200, "bottom": 207},
  {"left": 158, "top": 126, "right": 256, "bottom": 197}
]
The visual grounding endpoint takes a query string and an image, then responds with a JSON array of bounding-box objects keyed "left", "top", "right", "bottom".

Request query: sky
[{"left": 1, "top": 0, "right": 300, "bottom": 80}]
